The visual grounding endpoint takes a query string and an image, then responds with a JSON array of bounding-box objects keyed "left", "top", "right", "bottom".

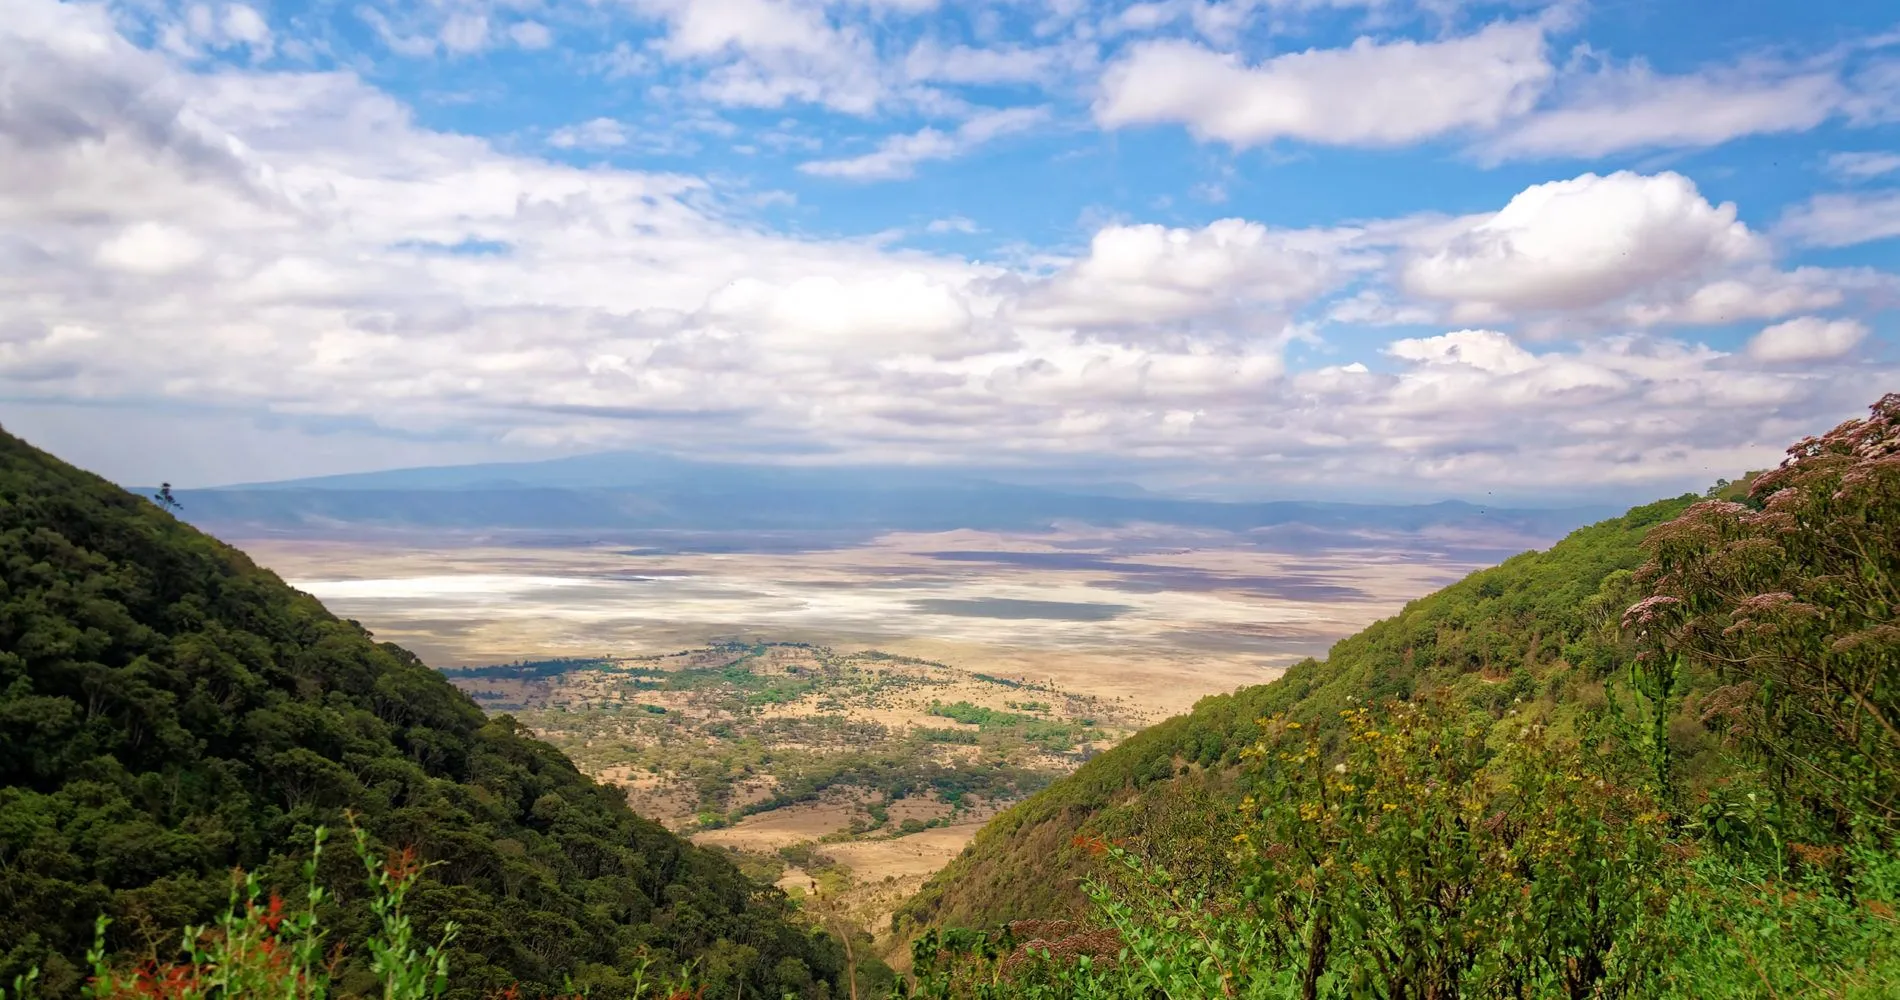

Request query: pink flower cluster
[{"left": 1621, "top": 595, "right": 1681, "bottom": 630}]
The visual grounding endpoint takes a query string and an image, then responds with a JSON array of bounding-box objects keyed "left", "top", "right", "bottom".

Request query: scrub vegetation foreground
[{"left": 3, "top": 395, "right": 1898, "bottom": 999}]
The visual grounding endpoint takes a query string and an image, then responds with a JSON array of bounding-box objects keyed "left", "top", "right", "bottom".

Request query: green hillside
[
  {"left": 892, "top": 396, "right": 1899, "bottom": 999},
  {"left": 0, "top": 429, "right": 843, "bottom": 999},
  {"left": 897, "top": 494, "right": 1707, "bottom": 933}
]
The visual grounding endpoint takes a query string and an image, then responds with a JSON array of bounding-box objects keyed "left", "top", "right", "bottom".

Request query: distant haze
[{"left": 158, "top": 451, "right": 1621, "bottom": 544}]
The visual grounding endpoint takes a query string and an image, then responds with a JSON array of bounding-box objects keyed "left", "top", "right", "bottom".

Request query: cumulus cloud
[
  {"left": 699, "top": 272, "right": 997, "bottom": 357},
  {"left": 509, "top": 21, "right": 554, "bottom": 50},
  {"left": 1746, "top": 317, "right": 1869, "bottom": 363},
  {"left": 94, "top": 222, "right": 208, "bottom": 275},
  {"left": 1777, "top": 190, "right": 1900, "bottom": 248},
  {"left": 1013, "top": 218, "right": 1358, "bottom": 333},
  {"left": 1277, "top": 337, "right": 1834, "bottom": 493},
  {"left": 800, "top": 106, "right": 1047, "bottom": 180},
  {"left": 1400, "top": 171, "right": 1761, "bottom": 322},
  {"left": 628, "top": 0, "right": 891, "bottom": 113},
  {"left": 440, "top": 12, "right": 489, "bottom": 54},
  {"left": 1090, "top": 20, "right": 1880, "bottom": 164},
  {"left": 1294, "top": 330, "right": 1860, "bottom": 490},
  {"left": 1094, "top": 21, "right": 1551, "bottom": 147},
  {"left": 159, "top": 2, "right": 273, "bottom": 60},
  {"left": 2, "top": 0, "right": 1895, "bottom": 497},
  {"left": 1481, "top": 60, "right": 1842, "bottom": 160},
  {"left": 1386, "top": 329, "right": 1538, "bottom": 374},
  {"left": 1619, "top": 269, "right": 1847, "bottom": 327}
]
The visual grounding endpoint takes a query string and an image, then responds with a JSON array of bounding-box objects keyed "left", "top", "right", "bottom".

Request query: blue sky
[{"left": 0, "top": 0, "right": 1896, "bottom": 501}]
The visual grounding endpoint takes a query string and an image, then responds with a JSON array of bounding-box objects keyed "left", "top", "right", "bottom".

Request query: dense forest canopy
[{"left": 0, "top": 427, "right": 844, "bottom": 999}]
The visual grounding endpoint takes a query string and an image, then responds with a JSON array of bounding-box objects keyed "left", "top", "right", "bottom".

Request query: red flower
[{"left": 384, "top": 846, "right": 422, "bottom": 882}]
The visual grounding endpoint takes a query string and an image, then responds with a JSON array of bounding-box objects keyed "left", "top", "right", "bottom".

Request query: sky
[{"left": 0, "top": 0, "right": 1897, "bottom": 502}]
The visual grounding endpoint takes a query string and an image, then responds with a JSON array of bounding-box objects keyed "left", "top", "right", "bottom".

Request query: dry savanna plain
[{"left": 237, "top": 521, "right": 1555, "bottom": 944}]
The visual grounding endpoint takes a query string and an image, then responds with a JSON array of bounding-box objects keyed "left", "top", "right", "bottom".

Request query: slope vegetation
[
  {"left": 897, "top": 495, "right": 1702, "bottom": 933},
  {"left": 0, "top": 429, "right": 841, "bottom": 999}
]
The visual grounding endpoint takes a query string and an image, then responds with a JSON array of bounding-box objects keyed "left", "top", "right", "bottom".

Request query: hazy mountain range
[{"left": 151, "top": 451, "right": 1619, "bottom": 543}]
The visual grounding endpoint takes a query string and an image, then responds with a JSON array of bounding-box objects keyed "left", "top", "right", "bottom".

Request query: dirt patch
[
  {"left": 691, "top": 794, "right": 867, "bottom": 852},
  {"left": 777, "top": 866, "right": 813, "bottom": 894},
  {"left": 887, "top": 797, "right": 953, "bottom": 825},
  {"left": 825, "top": 826, "right": 980, "bottom": 881},
  {"left": 729, "top": 775, "right": 781, "bottom": 809},
  {"left": 599, "top": 767, "right": 699, "bottom": 828},
  {"left": 818, "top": 822, "right": 992, "bottom": 936}
]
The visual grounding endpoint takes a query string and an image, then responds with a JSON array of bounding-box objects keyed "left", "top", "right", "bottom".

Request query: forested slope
[
  {"left": 897, "top": 494, "right": 1705, "bottom": 933},
  {"left": 0, "top": 428, "right": 842, "bottom": 999},
  {"left": 893, "top": 395, "right": 1900, "bottom": 1000}
]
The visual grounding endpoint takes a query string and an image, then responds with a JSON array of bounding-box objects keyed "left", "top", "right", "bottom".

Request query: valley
[
  {"left": 230, "top": 521, "right": 1568, "bottom": 953},
  {"left": 6, "top": 398, "right": 1896, "bottom": 999},
  {"left": 441, "top": 641, "right": 1139, "bottom": 940},
  {"left": 240, "top": 522, "right": 1538, "bottom": 715}
]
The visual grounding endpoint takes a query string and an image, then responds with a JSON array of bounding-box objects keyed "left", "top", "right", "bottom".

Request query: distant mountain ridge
[{"left": 145, "top": 452, "right": 1617, "bottom": 541}]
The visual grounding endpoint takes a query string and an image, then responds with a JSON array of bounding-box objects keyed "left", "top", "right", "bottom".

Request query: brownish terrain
[
  {"left": 434, "top": 640, "right": 1139, "bottom": 940},
  {"left": 227, "top": 524, "right": 1524, "bottom": 944}
]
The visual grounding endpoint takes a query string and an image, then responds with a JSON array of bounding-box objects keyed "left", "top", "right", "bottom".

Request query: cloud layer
[
  {"left": 1096, "top": 22, "right": 1552, "bottom": 148},
  {"left": 1, "top": 0, "right": 1895, "bottom": 499}
]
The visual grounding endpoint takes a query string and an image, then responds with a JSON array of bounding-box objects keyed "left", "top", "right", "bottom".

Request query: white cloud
[
  {"left": 221, "top": 5, "right": 271, "bottom": 50},
  {"left": 509, "top": 21, "right": 554, "bottom": 50},
  {"left": 1089, "top": 24, "right": 1874, "bottom": 162},
  {"left": 1325, "top": 289, "right": 1440, "bottom": 326},
  {"left": 1825, "top": 151, "right": 1900, "bottom": 180},
  {"left": 1095, "top": 21, "right": 1551, "bottom": 147},
  {"left": 1, "top": 0, "right": 1895, "bottom": 498},
  {"left": 1013, "top": 218, "right": 1356, "bottom": 332},
  {"left": 1620, "top": 269, "right": 1846, "bottom": 327},
  {"left": 1264, "top": 328, "right": 1882, "bottom": 492},
  {"left": 1746, "top": 317, "right": 1869, "bottom": 363},
  {"left": 926, "top": 216, "right": 979, "bottom": 234},
  {"left": 357, "top": 8, "right": 440, "bottom": 57},
  {"left": 1777, "top": 190, "right": 1900, "bottom": 248},
  {"left": 1843, "top": 54, "right": 1900, "bottom": 124},
  {"left": 548, "top": 118, "right": 631, "bottom": 150},
  {"left": 94, "top": 223, "right": 208, "bottom": 275},
  {"left": 630, "top": 0, "right": 887, "bottom": 113},
  {"left": 799, "top": 106, "right": 1046, "bottom": 180},
  {"left": 1401, "top": 171, "right": 1761, "bottom": 320},
  {"left": 1387, "top": 329, "right": 1537, "bottom": 374},
  {"left": 1108, "top": 0, "right": 1385, "bottom": 45},
  {"left": 646, "top": 0, "right": 843, "bottom": 60},
  {"left": 836, "top": 0, "right": 940, "bottom": 11},
  {"left": 701, "top": 272, "right": 995, "bottom": 357},
  {"left": 439, "top": 13, "right": 489, "bottom": 54},
  {"left": 160, "top": 2, "right": 274, "bottom": 60},
  {"left": 1482, "top": 60, "right": 1841, "bottom": 160},
  {"left": 904, "top": 40, "right": 1072, "bottom": 85}
]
